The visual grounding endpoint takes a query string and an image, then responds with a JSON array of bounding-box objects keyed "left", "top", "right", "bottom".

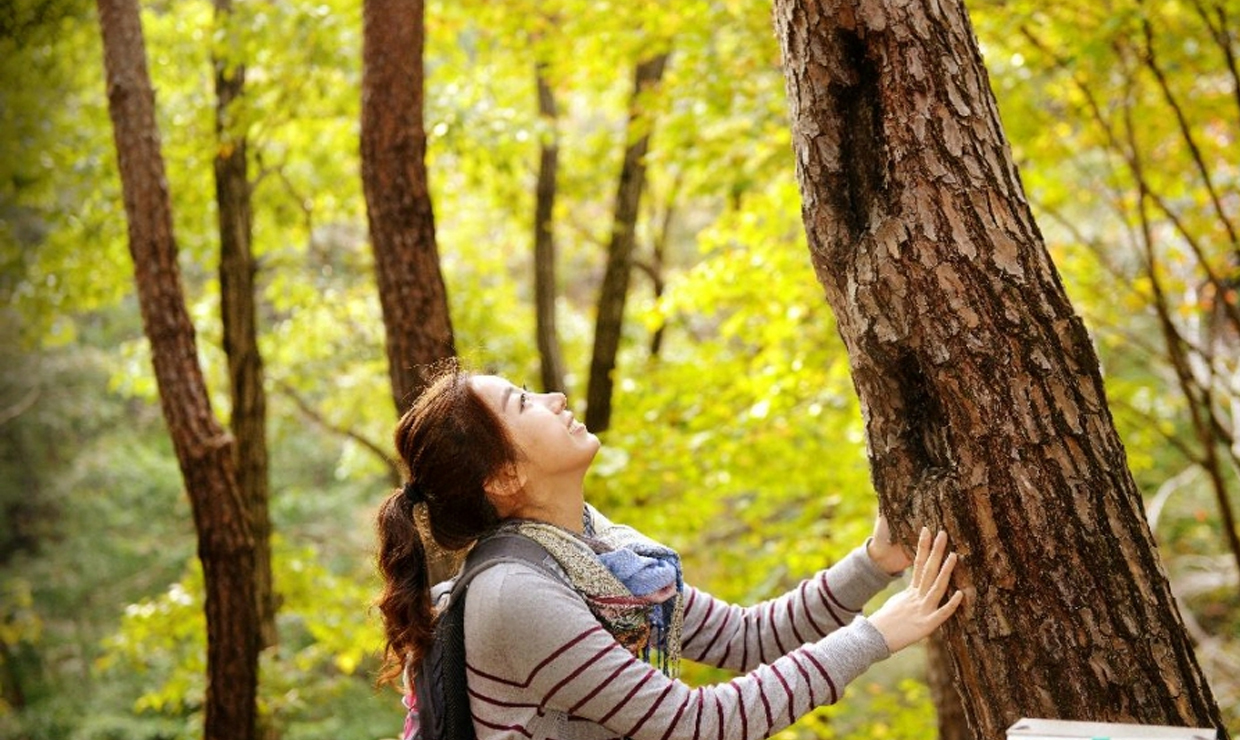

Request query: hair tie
[{"left": 402, "top": 480, "right": 427, "bottom": 505}]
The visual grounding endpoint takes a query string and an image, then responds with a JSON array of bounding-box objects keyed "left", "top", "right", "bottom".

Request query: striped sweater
[{"left": 462, "top": 541, "right": 897, "bottom": 740}]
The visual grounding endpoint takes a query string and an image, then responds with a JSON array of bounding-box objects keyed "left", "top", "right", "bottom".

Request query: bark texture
[
  {"left": 585, "top": 53, "right": 669, "bottom": 432},
  {"left": 534, "top": 62, "right": 566, "bottom": 393},
  {"left": 773, "top": 0, "right": 1227, "bottom": 736},
  {"left": 213, "top": 0, "right": 276, "bottom": 654},
  {"left": 97, "top": 1, "right": 258, "bottom": 738},
  {"left": 361, "top": 0, "right": 455, "bottom": 413}
]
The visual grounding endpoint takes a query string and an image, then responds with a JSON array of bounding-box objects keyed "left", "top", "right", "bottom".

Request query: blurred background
[{"left": 1, "top": 0, "right": 1237, "bottom": 737}]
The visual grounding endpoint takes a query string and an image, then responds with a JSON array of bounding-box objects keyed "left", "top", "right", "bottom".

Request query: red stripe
[
  {"left": 799, "top": 581, "right": 826, "bottom": 635},
  {"left": 757, "top": 606, "right": 773, "bottom": 665},
  {"left": 693, "top": 691, "right": 705, "bottom": 739},
  {"left": 770, "top": 662, "right": 796, "bottom": 725},
  {"left": 692, "top": 599, "right": 724, "bottom": 655},
  {"left": 542, "top": 643, "right": 613, "bottom": 703},
  {"left": 628, "top": 682, "right": 675, "bottom": 737},
  {"left": 786, "top": 598, "right": 807, "bottom": 645},
  {"left": 755, "top": 670, "right": 774, "bottom": 732},
  {"left": 738, "top": 616, "right": 750, "bottom": 668},
  {"left": 714, "top": 693, "right": 724, "bottom": 740},
  {"left": 468, "top": 625, "right": 606, "bottom": 687},
  {"left": 732, "top": 681, "right": 748, "bottom": 738},
  {"left": 471, "top": 716, "right": 533, "bottom": 738},
  {"left": 684, "top": 587, "right": 698, "bottom": 616},
  {"left": 768, "top": 601, "right": 788, "bottom": 655},
  {"left": 466, "top": 685, "right": 540, "bottom": 709},
  {"left": 568, "top": 660, "right": 629, "bottom": 714},
  {"left": 786, "top": 651, "right": 816, "bottom": 707},
  {"left": 801, "top": 649, "right": 838, "bottom": 704},
  {"left": 816, "top": 574, "right": 845, "bottom": 627},
  {"left": 657, "top": 692, "right": 693, "bottom": 740},
  {"left": 598, "top": 666, "right": 656, "bottom": 724},
  {"left": 823, "top": 576, "right": 853, "bottom": 612}
]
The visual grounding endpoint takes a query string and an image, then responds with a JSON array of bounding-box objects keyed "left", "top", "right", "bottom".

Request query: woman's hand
[
  {"left": 866, "top": 515, "right": 914, "bottom": 575},
  {"left": 868, "top": 527, "right": 964, "bottom": 653}
]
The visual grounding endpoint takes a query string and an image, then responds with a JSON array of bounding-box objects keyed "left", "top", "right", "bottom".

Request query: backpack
[{"left": 411, "top": 533, "right": 557, "bottom": 740}]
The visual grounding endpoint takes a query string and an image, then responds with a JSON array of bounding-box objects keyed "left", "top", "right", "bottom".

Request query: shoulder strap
[
  {"left": 412, "top": 533, "right": 558, "bottom": 740},
  {"left": 445, "top": 532, "right": 559, "bottom": 609}
]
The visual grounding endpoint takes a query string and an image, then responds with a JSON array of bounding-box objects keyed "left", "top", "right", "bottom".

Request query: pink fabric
[{"left": 401, "top": 693, "right": 418, "bottom": 740}]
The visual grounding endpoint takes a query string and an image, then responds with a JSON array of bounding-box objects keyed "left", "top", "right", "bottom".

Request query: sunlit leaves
[{"left": 593, "top": 179, "right": 877, "bottom": 603}]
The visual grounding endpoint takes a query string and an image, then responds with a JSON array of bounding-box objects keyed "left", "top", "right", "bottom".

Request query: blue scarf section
[
  {"left": 596, "top": 540, "right": 683, "bottom": 668},
  {"left": 583, "top": 506, "right": 684, "bottom": 674}
]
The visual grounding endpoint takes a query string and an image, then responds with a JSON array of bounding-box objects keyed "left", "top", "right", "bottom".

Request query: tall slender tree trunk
[
  {"left": 361, "top": 0, "right": 455, "bottom": 414},
  {"left": 97, "top": 2, "right": 258, "bottom": 739},
  {"left": 927, "top": 633, "right": 971, "bottom": 740},
  {"left": 212, "top": 0, "right": 277, "bottom": 657},
  {"left": 585, "top": 52, "right": 670, "bottom": 432},
  {"left": 534, "top": 61, "right": 566, "bottom": 393},
  {"left": 773, "top": 0, "right": 1228, "bottom": 737}
]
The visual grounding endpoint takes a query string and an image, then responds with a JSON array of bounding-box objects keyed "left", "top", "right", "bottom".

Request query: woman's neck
[{"left": 509, "top": 477, "right": 586, "bottom": 533}]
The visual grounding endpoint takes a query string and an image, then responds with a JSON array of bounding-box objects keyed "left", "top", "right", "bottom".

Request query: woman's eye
[{"left": 519, "top": 391, "right": 528, "bottom": 410}]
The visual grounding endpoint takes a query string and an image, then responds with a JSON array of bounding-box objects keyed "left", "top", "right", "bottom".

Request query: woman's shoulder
[
  {"left": 463, "top": 558, "right": 598, "bottom": 667},
  {"left": 466, "top": 556, "right": 577, "bottom": 610}
]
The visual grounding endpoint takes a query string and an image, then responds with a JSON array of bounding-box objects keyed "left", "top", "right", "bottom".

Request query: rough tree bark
[
  {"left": 361, "top": 0, "right": 455, "bottom": 414},
  {"left": 97, "top": 1, "right": 259, "bottom": 739},
  {"left": 534, "top": 60, "right": 567, "bottom": 393},
  {"left": 772, "top": 0, "right": 1228, "bottom": 737},
  {"left": 585, "top": 52, "right": 670, "bottom": 432},
  {"left": 212, "top": 0, "right": 277, "bottom": 655}
]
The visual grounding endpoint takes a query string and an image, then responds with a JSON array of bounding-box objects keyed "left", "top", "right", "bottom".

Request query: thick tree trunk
[
  {"left": 212, "top": 0, "right": 277, "bottom": 656},
  {"left": 585, "top": 52, "right": 669, "bottom": 432},
  {"left": 361, "top": 0, "right": 455, "bottom": 413},
  {"left": 534, "top": 61, "right": 566, "bottom": 393},
  {"left": 96, "top": 2, "right": 259, "bottom": 739},
  {"left": 773, "top": 0, "right": 1228, "bottom": 737}
]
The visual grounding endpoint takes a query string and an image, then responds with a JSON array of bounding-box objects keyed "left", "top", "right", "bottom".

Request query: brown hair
[{"left": 374, "top": 367, "right": 520, "bottom": 688}]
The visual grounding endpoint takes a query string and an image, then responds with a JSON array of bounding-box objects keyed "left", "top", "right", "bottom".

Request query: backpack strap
[
  {"left": 412, "top": 532, "right": 558, "bottom": 740},
  {"left": 447, "top": 532, "right": 561, "bottom": 609}
]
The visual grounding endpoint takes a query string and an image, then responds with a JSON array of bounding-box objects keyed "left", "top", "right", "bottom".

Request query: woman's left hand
[{"left": 866, "top": 515, "right": 914, "bottom": 575}]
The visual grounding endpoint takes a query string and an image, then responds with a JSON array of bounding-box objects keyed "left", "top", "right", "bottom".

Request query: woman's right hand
[{"left": 867, "top": 527, "right": 964, "bottom": 653}]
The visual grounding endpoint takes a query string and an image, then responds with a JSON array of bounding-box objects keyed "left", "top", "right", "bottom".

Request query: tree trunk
[
  {"left": 212, "top": 0, "right": 277, "bottom": 656},
  {"left": 534, "top": 61, "right": 566, "bottom": 393},
  {"left": 585, "top": 52, "right": 669, "bottom": 432},
  {"left": 361, "top": 0, "right": 455, "bottom": 414},
  {"left": 772, "top": 0, "right": 1228, "bottom": 737},
  {"left": 96, "top": 2, "right": 259, "bottom": 739},
  {"left": 927, "top": 633, "right": 971, "bottom": 740}
]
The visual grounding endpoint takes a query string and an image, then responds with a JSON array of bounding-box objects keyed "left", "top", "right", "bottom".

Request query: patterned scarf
[{"left": 498, "top": 511, "right": 684, "bottom": 677}]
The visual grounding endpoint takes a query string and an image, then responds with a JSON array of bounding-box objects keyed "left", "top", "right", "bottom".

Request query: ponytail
[
  {"left": 374, "top": 487, "right": 433, "bottom": 688},
  {"left": 373, "top": 367, "right": 517, "bottom": 689}
]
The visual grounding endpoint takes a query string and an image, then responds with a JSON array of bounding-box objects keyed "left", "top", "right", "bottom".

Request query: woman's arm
[
  {"left": 465, "top": 564, "right": 889, "bottom": 740},
  {"left": 678, "top": 543, "right": 897, "bottom": 672},
  {"left": 464, "top": 528, "right": 959, "bottom": 740}
]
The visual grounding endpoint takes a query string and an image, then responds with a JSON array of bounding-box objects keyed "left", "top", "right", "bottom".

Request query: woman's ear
[{"left": 484, "top": 464, "right": 526, "bottom": 508}]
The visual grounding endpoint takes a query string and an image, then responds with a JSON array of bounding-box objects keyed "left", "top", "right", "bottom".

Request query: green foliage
[{"left": 4, "top": 0, "right": 1239, "bottom": 737}]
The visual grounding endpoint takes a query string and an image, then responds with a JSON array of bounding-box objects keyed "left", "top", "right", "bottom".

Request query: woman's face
[{"left": 470, "top": 375, "right": 601, "bottom": 479}]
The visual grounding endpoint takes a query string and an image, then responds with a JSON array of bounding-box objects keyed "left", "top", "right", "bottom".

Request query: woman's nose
[{"left": 547, "top": 392, "right": 567, "bottom": 412}]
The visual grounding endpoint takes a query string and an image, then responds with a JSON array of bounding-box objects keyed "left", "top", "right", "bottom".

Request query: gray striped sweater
[{"left": 461, "top": 541, "right": 897, "bottom": 740}]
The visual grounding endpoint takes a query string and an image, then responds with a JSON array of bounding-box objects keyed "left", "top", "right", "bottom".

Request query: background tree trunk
[
  {"left": 773, "top": 0, "right": 1228, "bottom": 736},
  {"left": 361, "top": 0, "right": 455, "bottom": 414},
  {"left": 534, "top": 60, "right": 566, "bottom": 393},
  {"left": 212, "top": 0, "right": 277, "bottom": 657},
  {"left": 585, "top": 52, "right": 670, "bottom": 432},
  {"left": 928, "top": 633, "right": 971, "bottom": 740},
  {"left": 96, "top": 1, "right": 258, "bottom": 738}
]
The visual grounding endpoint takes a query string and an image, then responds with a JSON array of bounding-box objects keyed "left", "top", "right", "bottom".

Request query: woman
[{"left": 375, "top": 368, "right": 963, "bottom": 740}]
